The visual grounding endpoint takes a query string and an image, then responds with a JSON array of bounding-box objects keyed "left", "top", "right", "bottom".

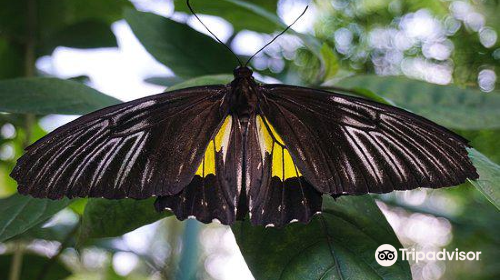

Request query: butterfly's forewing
[
  {"left": 258, "top": 84, "right": 478, "bottom": 197},
  {"left": 155, "top": 116, "right": 243, "bottom": 225},
  {"left": 11, "top": 86, "right": 229, "bottom": 199},
  {"left": 247, "top": 115, "right": 322, "bottom": 227}
]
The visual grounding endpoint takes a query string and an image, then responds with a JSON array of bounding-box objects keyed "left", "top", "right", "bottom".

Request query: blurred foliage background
[{"left": 0, "top": 0, "right": 499, "bottom": 280}]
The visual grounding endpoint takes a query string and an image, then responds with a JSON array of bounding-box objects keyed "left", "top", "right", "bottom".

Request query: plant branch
[
  {"left": 9, "top": 243, "right": 25, "bottom": 280},
  {"left": 23, "top": 0, "right": 37, "bottom": 147},
  {"left": 9, "top": 1, "right": 38, "bottom": 278},
  {"left": 25, "top": 0, "right": 37, "bottom": 78},
  {"left": 9, "top": 3, "right": 38, "bottom": 279},
  {"left": 161, "top": 219, "right": 183, "bottom": 280},
  {"left": 175, "top": 220, "right": 201, "bottom": 280}
]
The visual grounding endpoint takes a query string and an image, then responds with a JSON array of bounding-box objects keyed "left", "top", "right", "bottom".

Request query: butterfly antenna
[
  {"left": 244, "top": 5, "right": 309, "bottom": 67},
  {"left": 187, "top": 0, "right": 243, "bottom": 67}
]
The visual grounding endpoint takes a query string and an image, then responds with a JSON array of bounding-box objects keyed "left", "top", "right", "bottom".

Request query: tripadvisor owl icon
[{"left": 375, "top": 244, "right": 398, "bottom": 267}]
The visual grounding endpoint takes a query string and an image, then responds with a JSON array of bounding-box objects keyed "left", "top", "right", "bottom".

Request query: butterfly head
[{"left": 233, "top": 66, "right": 254, "bottom": 79}]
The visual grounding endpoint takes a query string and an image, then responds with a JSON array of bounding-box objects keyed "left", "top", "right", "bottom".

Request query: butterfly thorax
[{"left": 229, "top": 67, "right": 259, "bottom": 125}]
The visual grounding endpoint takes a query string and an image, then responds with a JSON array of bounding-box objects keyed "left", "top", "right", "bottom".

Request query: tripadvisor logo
[
  {"left": 375, "top": 244, "right": 482, "bottom": 266},
  {"left": 375, "top": 244, "right": 398, "bottom": 266}
]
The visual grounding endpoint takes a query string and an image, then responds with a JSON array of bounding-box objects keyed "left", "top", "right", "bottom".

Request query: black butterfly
[{"left": 10, "top": 3, "right": 479, "bottom": 228}]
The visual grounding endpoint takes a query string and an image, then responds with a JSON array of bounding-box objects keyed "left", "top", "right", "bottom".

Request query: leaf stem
[
  {"left": 21, "top": 0, "right": 38, "bottom": 147},
  {"left": 8, "top": 1, "right": 37, "bottom": 279},
  {"left": 8, "top": 0, "right": 37, "bottom": 277},
  {"left": 9, "top": 243, "right": 25, "bottom": 280},
  {"left": 25, "top": 0, "right": 37, "bottom": 78},
  {"left": 161, "top": 218, "right": 183, "bottom": 280},
  {"left": 175, "top": 219, "right": 200, "bottom": 280}
]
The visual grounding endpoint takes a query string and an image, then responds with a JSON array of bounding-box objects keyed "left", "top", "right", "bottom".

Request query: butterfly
[
  {"left": 10, "top": 64, "right": 479, "bottom": 227},
  {"left": 10, "top": 2, "right": 479, "bottom": 228}
]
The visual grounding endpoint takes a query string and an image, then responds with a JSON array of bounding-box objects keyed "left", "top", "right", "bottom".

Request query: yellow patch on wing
[
  {"left": 214, "top": 116, "right": 232, "bottom": 152},
  {"left": 256, "top": 115, "right": 301, "bottom": 180},
  {"left": 195, "top": 116, "right": 232, "bottom": 177}
]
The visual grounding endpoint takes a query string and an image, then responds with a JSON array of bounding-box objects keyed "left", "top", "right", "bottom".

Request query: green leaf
[
  {"left": 0, "top": 193, "right": 71, "bottom": 242},
  {"left": 0, "top": 77, "right": 121, "bottom": 115},
  {"left": 40, "top": 20, "right": 118, "bottom": 55},
  {"left": 320, "top": 43, "right": 339, "bottom": 80},
  {"left": 78, "top": 198, "right": 171, "bottom": 242},
  {"left": 164, "top": 74, "right": 268, "bottom": 92},
  {"left": 0, "top": 164, "right": 17, "bottom": 197},
  {"left": 167, "top": 74, "right": 234, "bottom": 91},
  {"left": 457, "top": 129, "right": 500, "bottom": 165},
  {"left": 406, "top": 0, "right": 450, "bottom": 15},
  {"left": 0, "top": 0, "right": 129, "bottom": 43},
  {"left": 348, "top": 87, "right": 396, "bottom": 106},
  {"left": 125, "top": 9, "right": 237, "bottom": 78},
  {"left": 17, "top": 222, "right": 77, "bottom": 243},
  {"left": 232, "top": 195, "right": 411, "bottom": 280},
  {"left": 68, "top": 198, "right": 88, "bottom": 215},
  {"left": 0, "top": 254, "right": 72, "bottom": 280},
  {"left": 468, "top": 149, "right": 500, "bottom": 210},
  {"left": 174, "top": 0, "right": 281, "bottom": 33},
  {"left": 337, "top": 75, "right": 500, "bottom": 130},
  {"left": 145, "top": 76, "right": 185, "bottom": 87},
  {"left": 319, "top": 84, "right": 395, "bottom": 106},
  {"left": 178, "top": 0, "right": 280, "bottom": 14},
  {"left": 0, "top": 0, "right": 131, "bottom": 79}
]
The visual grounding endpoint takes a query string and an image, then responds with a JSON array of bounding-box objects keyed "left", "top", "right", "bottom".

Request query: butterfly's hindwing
[
  {"left": 258, "top": 85, "right": 479, "bottom": 197},
  {"left": 247, "top": 115, "right": 322, "bottom": 227},
  {"left": 155, "top": 116, "right": 243, "bottom": 225},
  {"left": 11, "top": 86, "right": 229, "bottom": 199}
]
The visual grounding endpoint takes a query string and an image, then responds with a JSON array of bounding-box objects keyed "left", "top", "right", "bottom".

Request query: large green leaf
[
  {"left": 320, "top": 43, "right": 339, "bottom": 81},
  {"left": 1, "top": 0, "right": 128, "bottom": 39},
  {"left": 0, "top": 77, "right": 120, "bottom": 115},
  {"left": 178, "top": 0, "right": 280, "bottom": 14},
  {"left": 233, "top": 195, "right": 411, "bottom": 280},
  {"left": 174, "top": 0, "right": 281, "bottom": 33},
  {"left": 125, "top": 9, "right": 237, "bottom": 78},
  {"left": 0, "top": 194, "right": 71, "bottom": 242},
  {"left": 78, "top": 198, "right": 170, "bottom": 242},
  {"left": 17, "top": 223, "right": 77, "bottom": 243},
  {"left": 40, "top": 20, "right": 118, "bottom": 55},
  {"left": 468, "top": 149, "right": 500, "bottom": 210},
  {"left": 145, "top": 76, "right": 185, "bottom": 87},
  {"left": 336, "top": 75, "right": 500, "bottom": 130},
  {"left": 0, "top": 254, "right": 72, "bottom": 280},
  {"left": 0, "top": 0, "right": 129, "bottom": 36},
  {"left": 167, "top": 74, "right": 233, "bottom": 91},
  {"left": 0, "top": 0, "right": 130, "bottom": 78},
  {"left": 163, "top": 74, "right": 267, "bottom": 91}
]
